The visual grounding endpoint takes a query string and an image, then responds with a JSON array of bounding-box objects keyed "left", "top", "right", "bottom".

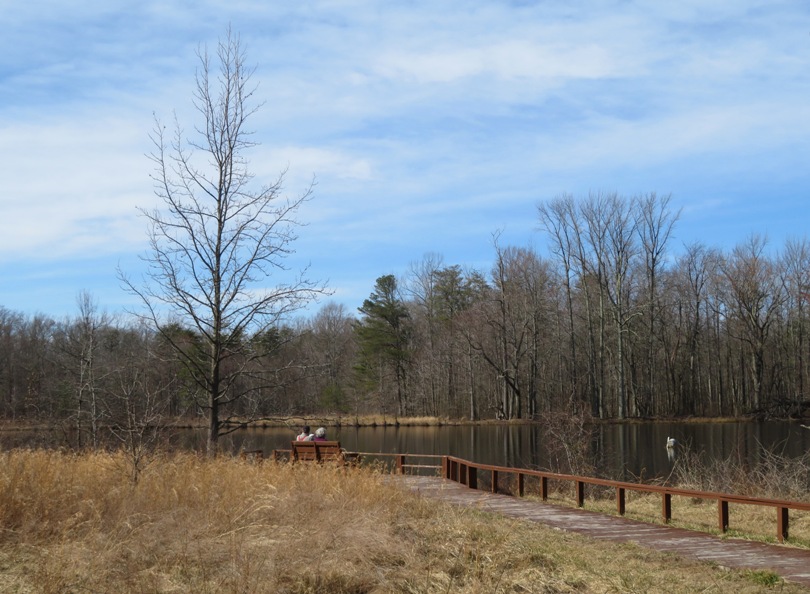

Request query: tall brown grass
[
  {"left": 522, "top": 444, "right": 810, "bottom": 549},
  {"left": 1, "top": 449, "right": 808, "bottom": 593},
  {"left": 671, "top": 444, "right": 810, "bottom": 501},
  {"left": 201, "top": 415, "right": 457, "bottom": 430}
]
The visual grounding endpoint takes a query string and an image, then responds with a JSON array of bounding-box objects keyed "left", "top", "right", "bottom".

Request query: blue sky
[{"left": 2, "top": 0, "right": 809, "bottom": 320}]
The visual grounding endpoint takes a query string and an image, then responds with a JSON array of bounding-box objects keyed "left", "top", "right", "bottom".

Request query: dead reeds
[{"left": 1, "top": 448, "right": 808, "bottom": 593}]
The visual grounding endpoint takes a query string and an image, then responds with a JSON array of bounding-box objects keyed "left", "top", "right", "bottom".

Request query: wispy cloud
[{"left": 1, "top": 0, "right": 809, "bottom": 316}]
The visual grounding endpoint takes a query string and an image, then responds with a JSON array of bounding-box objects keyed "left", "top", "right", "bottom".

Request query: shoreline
[{"left": 1, "top": 413, "right": 807, "bottom": 433}]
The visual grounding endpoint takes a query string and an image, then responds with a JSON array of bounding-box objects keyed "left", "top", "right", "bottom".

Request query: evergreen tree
[{"left": 354, "top": 275, "right": 412, "bottom": 416}]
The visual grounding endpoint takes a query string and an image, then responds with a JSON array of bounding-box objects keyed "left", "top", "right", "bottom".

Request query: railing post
[
  {"left": 616, "top": 487, "right": 625, "bottom": 515},
  {"left": 777, "top": 507, "right": 789, "bottom": 543},
  {"left": 394, "top": 454, "right": 808, "bottom": 546},
  {"left": 718, "top": 499, "right": 729, "bottom": 533},
  {"left": 240, "top": 449, "right": 263, "bottom": 461}
]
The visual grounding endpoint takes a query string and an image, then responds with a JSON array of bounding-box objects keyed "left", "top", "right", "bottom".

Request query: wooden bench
[{"left": 291, "top": 440, "right": 345, "bottom": 463}]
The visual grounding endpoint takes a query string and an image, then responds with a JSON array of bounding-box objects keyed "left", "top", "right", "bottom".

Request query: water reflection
[
  {"left": 211, "top": 420, "right": 809, "bottom": 481},
  {"left": 2, "top": 420, "right": 807, "bottom": 482}
]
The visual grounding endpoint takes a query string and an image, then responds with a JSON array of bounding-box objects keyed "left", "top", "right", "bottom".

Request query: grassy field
[{"left": 0, "top": 449, "right": 808, "bottom": 593}]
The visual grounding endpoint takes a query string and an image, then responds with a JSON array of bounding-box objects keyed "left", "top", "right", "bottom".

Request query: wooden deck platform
[{"left": 393, "top": 475, "right": 810, "bottom": 588}]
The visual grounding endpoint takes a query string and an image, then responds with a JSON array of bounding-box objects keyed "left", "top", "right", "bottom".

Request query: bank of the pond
[
  {"left": 0, "top": 449, "right": 806, "bottom": 593},
  {"left": 2, "top": 412, "right": 807, "bottom": 435},
  {"left": 4, "top": 417, "right": 810, "bottom": 485},
  {"left": 163, "top": 412, "right": 810, "bottom": 430}
]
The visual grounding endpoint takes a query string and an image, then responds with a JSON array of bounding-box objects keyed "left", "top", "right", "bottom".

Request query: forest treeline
[{"left": 2, "top": 192, "right": 810, "bottom": 440}]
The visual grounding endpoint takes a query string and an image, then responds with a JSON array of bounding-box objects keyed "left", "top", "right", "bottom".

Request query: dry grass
[
  {"left": 330, "top": 415, "right": 451, "bottom": 427},
  {"left": 672, "top": 446, "right": 810, "bottom": 502},
  {"left": 507, "top": 453, "right": 810, "bottom": 549},
  {"left": 181, "top": 415, "right": 458, "bottom": 430},
  {"left": 0, "top": 449, "right": 807, "bottom": 593},
  {"left": 540, "top": 489, "right": 810, "bottom": 548}
]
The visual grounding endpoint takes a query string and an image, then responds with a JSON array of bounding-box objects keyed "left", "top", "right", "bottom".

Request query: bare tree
[
  {"left": 720, "top": 235, "right": 785, "bottom": 412},
  {"left": 578, "top": 193, "right": 612, "bottom": 418},
  {"left": 304, "top": 302, "right": 357, "bottom": 414},
  {"left": 781, "top": 238, "right": 810, "bottom": 415},
  {"left": 670, "top": 242, "right": 716, "bottom": 415},
  {"left": 57, "top": 291, "right": 110, "bottom": 449},
  {"left": 537, "top": 194, "right": 580, "bottom": 412},
  {"left": 406, "top": 253, "right": 445, "bottom": 415},
  {"left": 601, "top": 194, "right": 639, "bottom": 419},
  {"left": 635, "top": 193, "right": 679, "bottom": 416},
  {"left": 121, "top": 29, "right": 325, "bottom": 453},
  {"left": 104, "top": 325, "right": 172, "bottom": 483},
  {"left": 465, "top": 236, "right": 549, "bottom": 420}
]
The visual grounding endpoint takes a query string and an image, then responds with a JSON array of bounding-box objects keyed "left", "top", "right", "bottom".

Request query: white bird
[{"left": 666, "top": 437, "right": 676, "bottom": 449}]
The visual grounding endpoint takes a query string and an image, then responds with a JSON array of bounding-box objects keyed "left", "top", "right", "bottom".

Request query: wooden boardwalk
[{"left": 394, "top": 475, "right": 810, "bottom": 588}]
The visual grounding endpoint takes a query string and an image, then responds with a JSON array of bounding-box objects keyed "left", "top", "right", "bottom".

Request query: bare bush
[
  {"left": 538, "top": 410, "right": 596, "bottom": 477},
  {"left": 673, "top": 444, "right": 810, "bottom": 501}
]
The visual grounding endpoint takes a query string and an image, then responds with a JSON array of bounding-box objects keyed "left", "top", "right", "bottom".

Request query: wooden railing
[
  {"left": 442, "top": 455, "right": 810, "bottom": 544},
  {"left": 365, "top": 452, "right": 444, "bottom": 474},
  {"left": 263, "top": 448, "right": 809, "bottom": 543},
  {"left": 268, "top": 448, "right": 442, "bottom": 475}
]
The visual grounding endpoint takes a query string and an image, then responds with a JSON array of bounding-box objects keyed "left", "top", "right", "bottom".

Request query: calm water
[
  {"left": 197, "top": 420, "right": 810, "bottom": 481},
  {"left": 3, "top": 421, "right": 807, "bottom": 481}
]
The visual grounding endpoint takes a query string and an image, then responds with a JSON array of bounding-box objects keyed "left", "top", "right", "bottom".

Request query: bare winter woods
[{"left": 2, "top": 191, "right": 809, "bottom": 435}]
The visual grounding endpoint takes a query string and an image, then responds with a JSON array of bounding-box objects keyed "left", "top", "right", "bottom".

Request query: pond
[
  {"left": 185, "top": 420, "right": 810, "bottom": 481},
  {"left": 2, "top": 420, "right": 807, "bottom": 482}
]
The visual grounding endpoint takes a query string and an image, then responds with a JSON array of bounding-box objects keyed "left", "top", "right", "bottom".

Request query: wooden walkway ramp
[{"left": 394, "top": 475, "right": 810, "bottom": 588}]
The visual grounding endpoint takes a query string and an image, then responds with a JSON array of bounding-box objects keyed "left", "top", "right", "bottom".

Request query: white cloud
[
  {"left": 2, "top": 0, "right": 810, "bottom": 316},
  {"left": 0, "top": 112, "right": 153, "bottom": 260},
  {"left": 256, "top": 146, "right": 373, "bottom": 183},
  {"left": 375, "top": 40, "right": 623, "bottom": 85}
]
